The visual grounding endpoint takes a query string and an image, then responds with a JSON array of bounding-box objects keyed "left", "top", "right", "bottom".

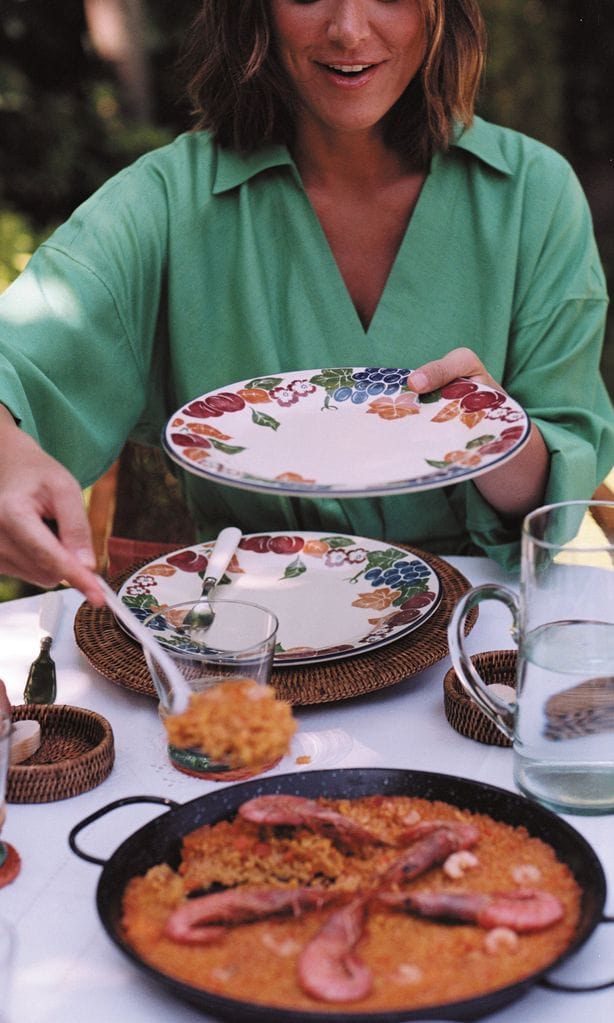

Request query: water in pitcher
[{"left": 515, "top": 620, "right": 614, "bottom": 814}]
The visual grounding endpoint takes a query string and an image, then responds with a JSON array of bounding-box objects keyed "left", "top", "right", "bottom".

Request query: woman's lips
[{"left": 315, "top": 61, "right": 380, "bottom": 86}]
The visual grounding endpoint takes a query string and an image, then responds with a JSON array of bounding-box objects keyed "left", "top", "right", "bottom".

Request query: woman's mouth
[
  {"left": 316, "top": 61, "right": 378, "bottom": 81},
  {"left": 327, "top": 63, "right": 374, "bottom": 75}
]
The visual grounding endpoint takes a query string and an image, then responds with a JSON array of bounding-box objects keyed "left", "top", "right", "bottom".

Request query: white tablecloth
[{"left": 0, "top": 556, "right": 612, "bottom": 1023}]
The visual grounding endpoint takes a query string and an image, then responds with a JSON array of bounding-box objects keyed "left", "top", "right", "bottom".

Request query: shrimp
[
  {"left": 238, "top": 794, "right": 392, "bottom": 851},
  {"left": 379, "top": 887, "right": 564, "bottom": 933},
  {"left": 484, "top": 927, "right": 520, "bottom": 954},
  {"left": 382, "top": 821, "right": 480, "bottom": 885},
  {"left": 294, "top": 816, "right": 482, "bottom": 1002},
  {"left": 298, "top": 898, "right": 372, "bottom": 1002},
  {"left": 165, "top": 885, "right": 338, "bottom": 944},
  {"left": 443, "top": 850, "right": 479, "bottom": 879}
]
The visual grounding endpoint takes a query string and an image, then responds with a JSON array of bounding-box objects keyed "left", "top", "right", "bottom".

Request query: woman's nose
[{"left": 327, "top": 0, "right": 370, "bottom": 49}]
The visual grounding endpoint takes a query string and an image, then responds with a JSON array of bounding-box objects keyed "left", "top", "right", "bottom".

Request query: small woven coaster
[
  {"left": 6, "top": 704, "right": 115, "bottom": 803},
  {"left": 443, "top": 650, "right": 517, "bottom": 747},
  {"left": 74, "top": 546, "right": 477, "bottom": 706}
]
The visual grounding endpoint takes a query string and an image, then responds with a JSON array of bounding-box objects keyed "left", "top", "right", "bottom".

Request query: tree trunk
[{"left": 83, "top": 0, "right": 153, "bottom": 122}]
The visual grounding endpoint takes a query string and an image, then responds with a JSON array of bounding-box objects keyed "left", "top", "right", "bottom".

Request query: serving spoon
[
  {"left": 96, "top": 576, "right": 191, "bottom": 714},
  {"left": 179, "top": 526, "right": 242, "bottom": 633}
]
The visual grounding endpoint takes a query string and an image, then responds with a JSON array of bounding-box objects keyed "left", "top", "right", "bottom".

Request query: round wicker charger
[
  {"left": 6, "top": 704, "right": 114, "bottom": 803},
  {"left": 443, "top": 650, "right": 517, "bottom": 747},
  {"left": 74, "top": 546, "right": 477, "bottom": 706}
]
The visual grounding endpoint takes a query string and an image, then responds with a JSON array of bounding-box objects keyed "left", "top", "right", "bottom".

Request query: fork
[{"left": 180, "top": 527, "right": 242, "bottom": 633}]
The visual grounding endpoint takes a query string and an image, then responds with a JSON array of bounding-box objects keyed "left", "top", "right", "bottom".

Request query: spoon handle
[
  {"left": 200, "top": 527, "right": 242, "bottom": 596},
  {"left": 96, "top": 576, "right": 191, "bottom": 714}
]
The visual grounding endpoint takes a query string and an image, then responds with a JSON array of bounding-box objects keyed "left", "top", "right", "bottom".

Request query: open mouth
[{"left": 318, "top": 62, "right": 376, "bottom": 78}]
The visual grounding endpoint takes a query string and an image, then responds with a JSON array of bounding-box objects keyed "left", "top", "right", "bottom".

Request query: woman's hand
[
  {"left": 408, "top": 348, "right": 550, "bottom": 519},
  {"left": 0, "top": 406, "right": 105, "bottom": 604},
  {"left": 407, "top": 346, "right": 502, "bottom": 395}
]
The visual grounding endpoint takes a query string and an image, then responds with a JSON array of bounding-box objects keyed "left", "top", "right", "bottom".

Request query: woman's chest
[
  {"left": 164, "top": 176, "right": 514, "bottom": 394},
  {"left": 304, "top": 174, "right": 426, "bottom": 330}
]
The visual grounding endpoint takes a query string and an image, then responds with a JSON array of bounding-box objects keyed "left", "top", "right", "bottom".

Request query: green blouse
[{"left": 0, "top": 117, "right": 612, "bottom": 570}]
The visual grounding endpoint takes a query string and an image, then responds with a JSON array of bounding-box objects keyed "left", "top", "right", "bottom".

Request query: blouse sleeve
[
  {"left": 462, "top": 157, "right": 614, "bottom": 570},
  {"left": 0, "top": 161, "right": 167, "bottom": 488}
]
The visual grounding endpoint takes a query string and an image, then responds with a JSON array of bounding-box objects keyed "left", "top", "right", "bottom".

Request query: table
[{"left": 0, "top": 557, "right": 612, "bottom": 1023}]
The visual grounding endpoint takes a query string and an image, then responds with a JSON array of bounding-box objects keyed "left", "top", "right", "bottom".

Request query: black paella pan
[{"left": 69, "top": 767, "right": 610, "bottom": 1022}]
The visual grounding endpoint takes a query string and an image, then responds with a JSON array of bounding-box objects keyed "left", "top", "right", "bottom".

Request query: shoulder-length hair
[{"left": 182, "top": 0, "right": 486, "bottom": 168}]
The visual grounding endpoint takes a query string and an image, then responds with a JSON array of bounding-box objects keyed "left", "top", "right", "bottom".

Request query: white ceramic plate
[
  {"left": 162, "top": 367, "right": 530, "bottom": 496},
  {"left": 117, "top": 532, "right": 442, "bottom": 666}
]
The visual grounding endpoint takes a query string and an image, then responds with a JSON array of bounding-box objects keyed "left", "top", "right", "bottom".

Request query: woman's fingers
[
  {"left": 408, "top": 348, "right": 500, "bottom": 394},
  {"left": 0, "top": 415, "right": 106, "bottom": 603},
  {"left": 0, "top": 508, "right": 104, "bottom": 603}
]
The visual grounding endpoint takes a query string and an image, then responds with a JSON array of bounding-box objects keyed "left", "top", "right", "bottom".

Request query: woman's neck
[{"left": 292, "top": 121, "right": 412, "bottom": 195}]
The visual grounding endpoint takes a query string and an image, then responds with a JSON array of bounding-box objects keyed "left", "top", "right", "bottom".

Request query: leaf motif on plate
[
  {"left": 251, "top": 409, "right": 281, "bottom": 430},
  {"left": 245, "top": 376, "right": 284, "bottom": 391},
  {"left": 431, "top": 399, "right": 460, "bottom": 422},
  {"left": 282, "top": 556, "right": 307, "bottom": 580},
  {"left": 466, "top": 434, "right": 496, "bottom": 449},
  {"left": 309, "top": 367, "right": 355, "bottom": 392},
  {"left": 324, "top": 536, "right": 355, "bottom": 549},
  {"left": 122, "top": 594, "right": 160, "bottom": 610},
  {"left": 208, "top": 439, "right": 246, "bottom": 454}
]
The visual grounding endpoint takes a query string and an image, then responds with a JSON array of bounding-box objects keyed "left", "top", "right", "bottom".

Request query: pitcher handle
[{"left": 448, "top": 583, "right": 519, "bottom": 743}]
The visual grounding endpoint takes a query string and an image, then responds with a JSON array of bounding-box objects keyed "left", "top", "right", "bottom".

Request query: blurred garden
[{"left": 0, "top": 0, "right": 613, "bottom": 600}]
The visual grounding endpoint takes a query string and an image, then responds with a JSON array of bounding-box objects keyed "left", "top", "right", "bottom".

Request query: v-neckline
[{"left": 297, "top": 152, "right": 445, "bottom": 340}]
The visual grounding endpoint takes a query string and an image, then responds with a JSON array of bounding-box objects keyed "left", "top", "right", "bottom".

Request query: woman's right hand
[{"left": 0, "top": 406, "right": 105, "bottom": 604}]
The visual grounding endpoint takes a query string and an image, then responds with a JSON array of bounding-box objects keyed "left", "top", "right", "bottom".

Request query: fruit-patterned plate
[
  {"left": 117, "top": 532, "right": 442, "bottom": 666},
  {"left": 162, "top": 367, "right": 530, "bottom": 497}
]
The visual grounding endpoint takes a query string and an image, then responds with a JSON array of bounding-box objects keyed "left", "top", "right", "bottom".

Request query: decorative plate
[
  {"left": 117, "top": 532, "right": 442, "bottom": 666},
  {"left": 162, "top": 368, "right": 530, "bottom": 496}
]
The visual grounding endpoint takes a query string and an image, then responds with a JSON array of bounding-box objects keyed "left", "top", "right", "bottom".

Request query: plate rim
[
  {"left": 116, "top": 530, "right": 443, "bottom": 667},
  {"left": 162, "top": 367, "right": 531, "bottom": 497}
]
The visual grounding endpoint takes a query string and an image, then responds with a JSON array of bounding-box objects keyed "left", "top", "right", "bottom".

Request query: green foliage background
[{"left": 0, "top": 0, "right": 612, "bottom": 599}]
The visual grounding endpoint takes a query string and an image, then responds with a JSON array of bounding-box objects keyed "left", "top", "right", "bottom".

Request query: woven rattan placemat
[{"left": 74, "top": 546, "right": 476, "bottom": 706}]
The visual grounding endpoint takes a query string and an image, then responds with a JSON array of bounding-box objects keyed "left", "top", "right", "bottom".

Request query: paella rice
[
  {"left": 121, "top": 794, "right": 582, "bottom": 1013},
  {"left": 164, "top": 678, "right": 296, "bottom": 769}
]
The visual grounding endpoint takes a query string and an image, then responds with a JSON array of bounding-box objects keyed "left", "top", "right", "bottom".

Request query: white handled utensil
[
  {"left": 180, "top": 526, "right": 242, "bottom": 633},
  {"left": 96, "top": 576, "right": 191, "bottom": 714}
]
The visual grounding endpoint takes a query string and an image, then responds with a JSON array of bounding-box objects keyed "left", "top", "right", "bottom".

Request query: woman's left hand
[
  {"left": 407, "top": 347, "right": 500, "bottom": 395},
  {"left": 408, "top": 348, "right": 550, "bottom": 519}
]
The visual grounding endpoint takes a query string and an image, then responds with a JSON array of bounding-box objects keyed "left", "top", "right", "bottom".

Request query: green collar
[
  {"left": 451, "top": 116, "right": 514, "bottom": 175},
  {"left": 212, "top": 143, "right": 295, "bottom": 194},
  {"left": 211, "top": 114, "right": 513, "bottom": 193}
]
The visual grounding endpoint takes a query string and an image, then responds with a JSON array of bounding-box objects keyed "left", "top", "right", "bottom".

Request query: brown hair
[{"left": 182, "top": 0, "right": 486, "bottom": 167}]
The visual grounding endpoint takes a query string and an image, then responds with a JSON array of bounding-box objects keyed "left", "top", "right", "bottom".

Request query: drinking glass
[
  {"left": 449, "top": 500, "right": 614, "bottom": 815},
  {"left": 0, "top": 916, "right": 15, "bottom": 1023},
  {"left": 143, "top": 599, "right": 279, "bottom": 779}
]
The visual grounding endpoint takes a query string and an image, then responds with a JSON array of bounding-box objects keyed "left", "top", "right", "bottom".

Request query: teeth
[{"left": 328, "top": 64, "right": 372, "bottom": 73}]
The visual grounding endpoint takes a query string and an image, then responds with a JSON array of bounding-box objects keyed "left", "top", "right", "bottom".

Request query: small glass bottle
[{"left": 24, "top": 637, "right": 57, "bottom": 704}]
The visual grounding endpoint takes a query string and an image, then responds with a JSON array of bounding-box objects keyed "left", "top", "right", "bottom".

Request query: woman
[{"left": 0, "top": 0, "right": 611, "bottom": 605}]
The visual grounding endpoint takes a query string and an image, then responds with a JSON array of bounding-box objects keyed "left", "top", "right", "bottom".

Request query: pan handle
[
  {"left": 541, "top": 915, "right": 614, "bottom": 993},
  {"left": 68, "top": 795, "right": 180, "bottom": 866}
]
